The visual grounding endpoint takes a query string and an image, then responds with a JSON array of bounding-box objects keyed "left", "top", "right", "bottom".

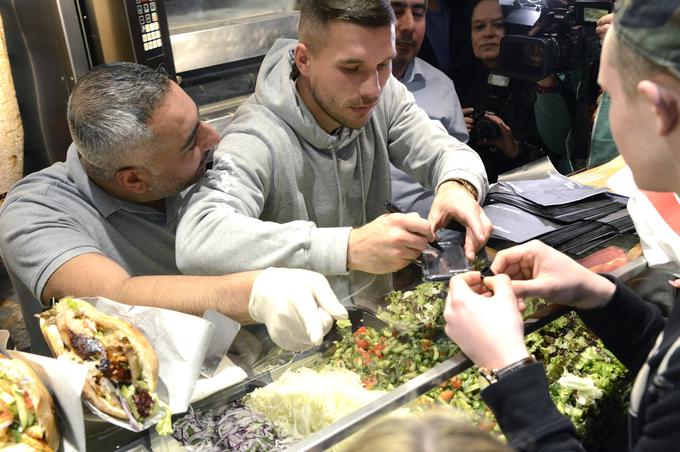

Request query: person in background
[
  {"left": 417, "top": 0, "right": 469, "bottom": 80},
  {"left": 389, "top": 0, "right": 469, "bottom": 219},
  {"left": 457, "top": 0, "right": 573, "bottom": 181},
  {"left": 444, "top": 0, "right": 680, "bottom": 450},
  {"left": 588, "top": 10, "right": 619, "bottom": 167},
  {"left": 0, "top": 62, "right": 347, "bottom": 355},
  {"left": 176, "top": 0, "right": 491, "bottom": 308},
  {"left": 345, "top": 410, "right": 510, "bottom": 452}
]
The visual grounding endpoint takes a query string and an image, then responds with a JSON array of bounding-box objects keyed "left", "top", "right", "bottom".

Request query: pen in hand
[{"left": 384, "top": 201, "right": 444, "bottom": 252}]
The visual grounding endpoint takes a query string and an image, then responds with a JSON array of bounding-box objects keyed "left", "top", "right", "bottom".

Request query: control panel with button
[{"left": 124, "top": 0, "right": 175, "bottom": 77}]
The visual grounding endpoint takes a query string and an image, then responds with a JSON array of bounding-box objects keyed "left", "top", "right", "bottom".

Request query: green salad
[{"left": 330, "top": 284, "right": 630, "bottom": 446}]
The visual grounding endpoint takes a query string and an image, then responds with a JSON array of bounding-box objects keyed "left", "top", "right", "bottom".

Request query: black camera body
[
  {"left": 498, "top": 0, "right": 611, "bottom": 82},
  {"left": 471, "top": 110, "right": 500, "bottom": 143},
  {"left": 469, "top": 73, "right": 511, "bottom": 144}
]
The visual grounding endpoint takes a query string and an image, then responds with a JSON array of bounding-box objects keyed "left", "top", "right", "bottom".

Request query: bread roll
[
  {"left": 39, "top": 298, "right": 160, "bottom": 423},
  {"left": 0, "top": 355, "right": 60, "bottom": 451},
  {"left": 0, "top": 14, "right": 23, "bottom": 196}
]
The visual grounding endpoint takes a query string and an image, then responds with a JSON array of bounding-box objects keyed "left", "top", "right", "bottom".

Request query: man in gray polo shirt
[
  {"left": 0, "top": 62, "right": 347, "bottom": 355},
  {"left": 389, "top": 0, "right": 469, "bottom": 219}
]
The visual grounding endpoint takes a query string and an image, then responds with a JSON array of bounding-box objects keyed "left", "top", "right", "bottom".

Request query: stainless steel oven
[{"left": 0, "top": 0, "right": 299, "bottom": 173}]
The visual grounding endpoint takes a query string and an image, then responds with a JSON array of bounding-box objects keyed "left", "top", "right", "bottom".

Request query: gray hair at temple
[
  {"left": 298, "top": 0, "right": 396, "bottom": 53},
  {"left": 67, "top": 62, "right": 171, "bottom": 180}
]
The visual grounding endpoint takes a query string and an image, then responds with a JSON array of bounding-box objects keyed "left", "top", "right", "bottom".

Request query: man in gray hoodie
[{"left": 177, "top": 0, "right": 491, "bottom": 304}]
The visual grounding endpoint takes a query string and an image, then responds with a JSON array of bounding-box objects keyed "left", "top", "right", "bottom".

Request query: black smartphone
[{"left": 421, "top": 241, "right": 471, "bottom": 281}]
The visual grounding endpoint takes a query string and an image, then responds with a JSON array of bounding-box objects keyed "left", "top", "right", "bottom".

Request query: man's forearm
[
  {"left": 42, "top": 254, "right": 260, "bottom": 324},
  {"left": 108, "top": 272, "right": 259, "bottom": 323}
]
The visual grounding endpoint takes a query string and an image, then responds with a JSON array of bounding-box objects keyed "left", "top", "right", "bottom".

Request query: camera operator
[{"left": 457, "top": 0, "right": 573, "bottom": 182}]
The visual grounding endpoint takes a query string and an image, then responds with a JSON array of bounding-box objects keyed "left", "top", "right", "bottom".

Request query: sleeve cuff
[
  {"left": 577, "top": 274, "right": 658, "bottom": 342},
  {"left": 36, "top": 246, "right": 102, "bottom": 303},
  {"left": 482, "top": 361, "right": 577, "bottom": 448},
  {"left": 308, "top": 227, "right": 352, "bottom": 275}
]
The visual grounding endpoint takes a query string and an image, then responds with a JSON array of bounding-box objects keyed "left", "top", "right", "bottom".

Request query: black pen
[{"left": 384, "top": 201, "right": 444, "bottom": 252}]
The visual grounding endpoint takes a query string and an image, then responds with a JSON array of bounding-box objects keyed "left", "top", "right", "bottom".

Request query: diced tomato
[
  {"left": 353, "top": 326, "right": 367, "bottom": 336},
  {"left": 356, "top": 339, "right": 370, "bottom": 350},
  {"left": 23, "top": 391, "right": 34, "bottom": 411},
  {"left": 370, "top": 344, "right": 384, "bottom": 358},
  {"left": 362, "top": 376, "right": 378, "bottom": 390},
  {"left": 439, "top": 390, "right": 454, "bottom": 402},
  {"left": 450, "top": 377, "right": 462, "bottom": 389},
  {"left": 360, "top": 350, "right": 372, "bottom": 365}
]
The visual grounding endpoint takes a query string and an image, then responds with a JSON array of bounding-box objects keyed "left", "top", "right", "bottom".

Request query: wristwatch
[
  {"left": 480, "top": 355, "right": 537, "bottom": 384},
  {"left": 449, "top": 178, "right": 479, "bottom": 201}
]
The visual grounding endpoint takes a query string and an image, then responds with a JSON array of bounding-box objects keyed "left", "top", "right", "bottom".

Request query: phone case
[{"left": 421, "top": 241, "right": 471, "bottom": 281}]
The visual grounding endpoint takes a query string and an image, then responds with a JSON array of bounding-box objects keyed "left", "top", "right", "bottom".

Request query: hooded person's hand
[
  {"left": 428, "top": 180, "right": 492, "bottom": 261},
  {"left": 347, "top": 212, "right": 434, "bottom": 274},
  {"left": 248, "top": 268, "right": 348, "bottom": 351}
]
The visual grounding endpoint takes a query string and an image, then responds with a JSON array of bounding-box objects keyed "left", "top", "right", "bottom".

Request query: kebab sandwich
[
  {"left": 0, "top": 354, "right": 59, "bottom": 451},
  {"left": 39, "top": 297, "right": 171, "bottom": 433}
]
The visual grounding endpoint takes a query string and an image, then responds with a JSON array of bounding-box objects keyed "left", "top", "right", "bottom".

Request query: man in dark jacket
[{"left": 443, "top": 0, "right": 680, "bottom": 450}]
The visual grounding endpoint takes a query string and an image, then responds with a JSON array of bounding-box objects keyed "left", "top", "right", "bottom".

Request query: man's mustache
[{"left": 396, "top": 34, "right": 416, "bottom": 46}]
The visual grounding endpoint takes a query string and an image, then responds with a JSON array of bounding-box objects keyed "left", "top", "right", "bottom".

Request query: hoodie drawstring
[
  {"left": 331, "top": 148, "right": 345, "bottom": 226},
  {"left": 357, "top": 146, "right": 367, "bottom": 224}
]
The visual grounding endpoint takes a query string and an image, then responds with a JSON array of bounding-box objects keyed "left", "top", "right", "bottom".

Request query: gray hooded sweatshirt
[{"left": 176, "top": 39, "right": 488, "bottom": 305}]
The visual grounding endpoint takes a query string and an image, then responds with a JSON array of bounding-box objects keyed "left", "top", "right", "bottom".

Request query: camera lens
[{"left": 474, "top": 118, "right": 500, "bottom": 142}]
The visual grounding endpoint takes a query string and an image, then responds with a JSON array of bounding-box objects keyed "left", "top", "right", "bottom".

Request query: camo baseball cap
[{"left": 614, "top": 0, "right": 680, "bottom": 78}]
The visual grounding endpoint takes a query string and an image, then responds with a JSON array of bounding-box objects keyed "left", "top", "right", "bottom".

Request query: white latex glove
[{"left": 248, "top": 268, "right": 349, "bottom": 351}]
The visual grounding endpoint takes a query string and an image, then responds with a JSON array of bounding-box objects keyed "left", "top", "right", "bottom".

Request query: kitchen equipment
[{"left": 0, "top": 0, "right": 299, "bottom": 173}]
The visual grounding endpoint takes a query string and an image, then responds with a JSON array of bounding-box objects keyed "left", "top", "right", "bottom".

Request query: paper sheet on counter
[{"left": 190, "top": 355, "right": 248, "bottom": 404}]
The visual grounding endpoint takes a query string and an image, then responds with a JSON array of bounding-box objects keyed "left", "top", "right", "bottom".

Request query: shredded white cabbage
[{"left": 246, "top": 367, "right": 385, "bottom": 439}]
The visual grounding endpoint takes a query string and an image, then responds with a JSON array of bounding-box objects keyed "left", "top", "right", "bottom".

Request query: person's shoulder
[
  {"left": 1, "top": 162, "right": 83, "bottom": 215},
  {"left": 414, "top": 57, "right": 456, "bottom": 91},
  {"left": 3, "top": 163, "right": 69, "bottom": 201},
  {"left": 224, "top": 103, "right": 297, "bottom": 146}
]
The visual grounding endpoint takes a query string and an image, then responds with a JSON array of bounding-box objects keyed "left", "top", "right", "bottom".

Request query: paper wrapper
[
  {"left": 1, "top": 331, "right": 88, "bottom": 452},
  {"left": 88, "top": 297, "right": 215, "bottom": 413}
]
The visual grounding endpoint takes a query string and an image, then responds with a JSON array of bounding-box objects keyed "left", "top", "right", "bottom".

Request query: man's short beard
[{"left": 310, "top": 83, "right": 367, "bottom": 130}]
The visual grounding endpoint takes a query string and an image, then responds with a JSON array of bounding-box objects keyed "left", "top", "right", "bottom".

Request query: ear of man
[
  {"left": 115, "top": 167, "right": 149, "bottom": 194},
  {"left": 295, "top": 43, "right": 312, "bottom": 78},
  {"left": 638, "top": 77, "right": 680, "bottom": 136}
]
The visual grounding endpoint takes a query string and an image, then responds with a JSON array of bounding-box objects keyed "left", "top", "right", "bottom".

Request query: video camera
[{"left": 498, "top": 0, "right": 611, "bottom": 82}]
